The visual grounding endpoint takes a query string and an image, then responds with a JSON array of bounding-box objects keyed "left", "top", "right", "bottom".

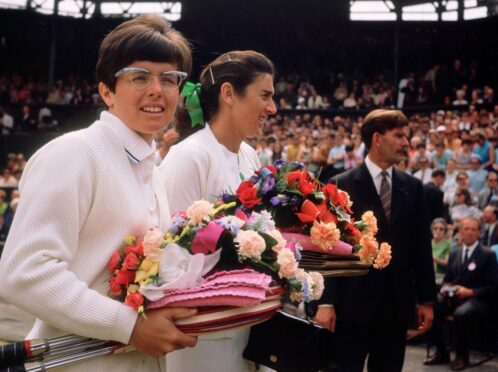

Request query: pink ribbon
[
  {"left": 191, "top": 221, "right": 225, "bottom": 255},
  {"left": 281, "top": 232, "right": 352, "bottom": 256}
]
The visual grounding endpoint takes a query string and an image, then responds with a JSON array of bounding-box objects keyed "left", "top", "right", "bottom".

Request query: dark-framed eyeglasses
[{"left": 114, "top": 67, "right": 188, "bottom": 90}]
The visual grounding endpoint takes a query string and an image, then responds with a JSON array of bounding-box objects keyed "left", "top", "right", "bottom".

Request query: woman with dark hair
[
  {"left": 0, "top": 15, "right": 196, "bottom": 371},
  {"left": 449, "top": 188, "right": 481, "bottom": 223},
  {"left": 158, "top": 50, "right": 277, "bottom": 372}
]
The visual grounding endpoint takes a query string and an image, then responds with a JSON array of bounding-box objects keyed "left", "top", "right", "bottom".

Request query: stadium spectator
[
  {"left": 424, "top": 217, "right": 498, "bottom": 370},
  {"left": 449, "top": 188, "right": 481, "bottom": 223},
  {"left": 0, "top": 106, "right": 14, "bottom": 135},
  {"left": 477, "top": 171, "right": 498, "bottom": 209},
  {"left": 442, "top": 158, "right": 458, "bottom": 194},
  {"left": 414, "top": 156, "right": 433, "bottom": 184},
  {"left": 424, "top": 169, "right": 446, "bottom": 223},
  {"left": 454, "top": 138, "right": 473, "bottom": 170},
  {"left": 480, "top": 205, "right": 498, "bottom": 248},
  {"left": 430, "top": 218, "right": 451, "bottom": 275},
  {"left": 432, "top": 140, "right": 452, "bottom": 169},
  {"left": 466, "top": 154, "right": 488, "bottom": 194},
  {"left": 473, "top": 131, "right": 494, "bottom": 170}
]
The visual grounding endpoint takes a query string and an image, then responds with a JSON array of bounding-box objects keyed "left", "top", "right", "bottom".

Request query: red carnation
[
  {"left": 124, "top": 243, "right": 144, "bottom": 256},
  {"left": 125, "top": 292, "right": 144, "bottom": 311},
  {"left": 236, "top": 180, "right": 262, "bottom": 209},
  {"left": 123, "top": 252, "right": 141, "bottom": 270},
  {"left": 108, "top": 251, "right": 122, "bottom": 273},
  {"left": 109, "top": 277, "right": 123, "bottom": 297},
  {"left": 115, "top": 267, "right": 135, "bottom": 287}
]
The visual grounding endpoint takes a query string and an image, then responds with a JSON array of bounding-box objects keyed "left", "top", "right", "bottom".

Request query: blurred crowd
[
  {"left": 1, "top": 58, "right": 497, "bottom": 134},
  {"left": 0, "top": 153, "right": 24, "bottom": 242},
  {"left": 246, "top": 103, "right": 498, "bottom": 275}
]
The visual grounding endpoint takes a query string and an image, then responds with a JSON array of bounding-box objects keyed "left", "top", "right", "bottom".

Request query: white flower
[
  {"left": 235, "top": 230, "right": 266, "bottom": 260},
  {"left": 186, "top": 199, "right": 213, "bottom": 226}
]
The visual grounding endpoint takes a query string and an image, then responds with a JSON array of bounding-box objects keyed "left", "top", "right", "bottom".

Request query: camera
[{"left": 441, "top": 286, "right": 457, "bottom": 297}]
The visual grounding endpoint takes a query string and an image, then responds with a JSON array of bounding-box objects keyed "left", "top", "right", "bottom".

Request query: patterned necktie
[{"left": 379, "top": 170, "right": 391, "bottom": 221}]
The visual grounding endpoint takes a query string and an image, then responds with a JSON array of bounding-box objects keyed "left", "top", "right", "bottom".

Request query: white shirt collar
[
  {"left": 100, "top": 111, "right": 156, "bottom": 163},
  {"left": 365, "top": 154, "right": 393, "bottom": 183},
  {"left": 462, "top": 241, "right": 478, "bottom": 261}
]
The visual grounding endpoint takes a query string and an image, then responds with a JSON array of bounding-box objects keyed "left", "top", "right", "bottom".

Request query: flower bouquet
[
  {"left": 221, "top": 160, "right": 392, "bottom": 277},
  {"left": 108, "top": 200, "right": 324, "bottom": 333}
]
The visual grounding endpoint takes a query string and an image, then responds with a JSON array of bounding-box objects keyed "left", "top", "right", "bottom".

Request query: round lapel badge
[{"left": 468, "top": 262, "right": 476, "bottom": 271}]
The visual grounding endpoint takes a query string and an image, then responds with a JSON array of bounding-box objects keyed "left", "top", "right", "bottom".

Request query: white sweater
[
  {"left": 158, "top": 125, "right": 261, "bottom": 372},
  {"left": 0, "top": 114, "right": 170, "bottom": 371},
  {"left": 159, "top": 125, "right": 260, "bottom": 213}
]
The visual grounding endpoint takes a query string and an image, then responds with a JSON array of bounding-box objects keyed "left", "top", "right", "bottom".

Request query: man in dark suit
[
  {"left": 480, "top": 205, "right": 498, "bottom": 248},
  {"left": 315, "top": 109, "right": 436, "bottom": 372},
  {"left": 424, "top": 217, "right": 498, "bottom": 370},
  {"left": 424, "top": 169, "right": 446, "bottom": 223}
]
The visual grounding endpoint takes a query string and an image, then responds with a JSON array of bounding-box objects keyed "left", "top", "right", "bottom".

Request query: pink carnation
[
  {"left": 310, "top": 220, "right": 340, "bottom": 252},
  {"left": 373, "top": 242, "right": 392, "bottom": 269},
  {"left": 358, "top": 234, "right": 379, "bottom": 264},
  {"left": 277, "top": 249, "right": 298, "bottom": 279},
  {"left": 186, "top": 199, "right": 213, "bottom": 226},
  {"left": 235, "top": 230, "right": 266, "bottom": 260},
  {"left": 361, "top": 211, "right": 378, "bottom": 236},
  {"left": 309, "top": 271, "right": 324, "bottom": 300},
  {"left": 143, "top": 228, "right": 164, "bottom": 262}
]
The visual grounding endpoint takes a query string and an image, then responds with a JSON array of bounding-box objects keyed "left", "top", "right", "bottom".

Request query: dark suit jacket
[
  {"left": 423, "top": 182, "right": 445, "bottom": 224},
  {"left": 479, "top": 224, "right": 498, "bottom": 248},
  {"left": 320, "top": 163, "right": 436, "bottom": 325},
  {"left": 443, "top": 244, "right": 498, "bottom": 299}
]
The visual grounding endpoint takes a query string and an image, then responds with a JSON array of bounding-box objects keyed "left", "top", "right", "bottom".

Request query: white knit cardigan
[{"left": 0, "top": 117, "right": 170, "bottom": 371}]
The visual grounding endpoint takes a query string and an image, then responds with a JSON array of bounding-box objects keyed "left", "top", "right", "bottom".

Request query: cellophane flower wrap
[
  {"left": 108, "top": 200, "right": 324, "bottom": 315},
  {"left": 221, "top": 160, "right": 391, "bottom": 269}
]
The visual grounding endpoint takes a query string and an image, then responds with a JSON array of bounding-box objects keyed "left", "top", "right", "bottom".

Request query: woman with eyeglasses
[
  {"left": 431, "top": 218, "right": 451, "bottom": 275},
  {"left": 0, "top": 15, "right": 197, "bottom": 371},
  {"left": 158, "top": 50, "right": 277, "bottom": 372}
]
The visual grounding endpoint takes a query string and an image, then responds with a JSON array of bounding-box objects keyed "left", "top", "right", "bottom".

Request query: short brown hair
[
  {"left": 360, "top": 109, "right": 408, "bottom": 150},
  {"left": 96, "top": 15, "right": 192, "bottom": 92}
]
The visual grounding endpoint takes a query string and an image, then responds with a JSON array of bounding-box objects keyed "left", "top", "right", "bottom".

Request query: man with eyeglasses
[{"left": 477, "top": 172, "right": 498, "bottom": 209}]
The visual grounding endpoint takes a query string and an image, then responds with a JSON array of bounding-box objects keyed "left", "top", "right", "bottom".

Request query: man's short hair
[
  {"left": 361, "top": 109, "right": 408, "bottom": 150},
  {"left": 432, "top": 169, "right": 446, "bottom": 179}
]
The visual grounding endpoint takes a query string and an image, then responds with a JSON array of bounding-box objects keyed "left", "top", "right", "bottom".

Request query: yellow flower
[
  {"left": 135, "top": 270, "right": 149, "bottom": 284},
  {"left": 147, "top": 262, "right": 159, "bottom": 277},
  {"left": 139, "top": 258, "right": 153, "bottom": 271}
]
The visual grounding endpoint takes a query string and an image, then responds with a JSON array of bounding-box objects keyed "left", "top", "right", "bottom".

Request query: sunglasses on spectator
[
  {"left": 114, "top": 67, "right": 188, "bottom": 90},
  {"left": 456, "top": 177, "right": 468, "bottom": 181},
  {"left": 432, "top": 226, "right": 445, "bottom": 231}
]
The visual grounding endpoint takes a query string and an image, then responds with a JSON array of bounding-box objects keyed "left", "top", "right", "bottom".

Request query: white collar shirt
[
  {"left": 102, "top": 111, "right": 159, "bottom": 228},
  {"left": 462, "top": 241, "right": 478, "bottom": 263},
  {"left": 365, "top": 155, "right": 393, "bottom": 195}
]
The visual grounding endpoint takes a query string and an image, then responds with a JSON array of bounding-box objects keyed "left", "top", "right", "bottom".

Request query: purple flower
[
  {"left": 261, "top": 176, "right": 276, "bottom": 194},
  {"left": 302, "top": 277, "right": 312, "bottom": 302},
  {"left": 167, "top": 215, "right": 187, "bottom": 235},
  {"left": 275, "top": 159, "right": 285, "bottom": 168},
  {"left": 270, "top": 194, "right": 289, "bottom": 206},
  {"left": 250, "top": 175, "right": 260, "bottom": 184},
  {"left": 270, "top": 196, "right": 281, "bottom": 206}
]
